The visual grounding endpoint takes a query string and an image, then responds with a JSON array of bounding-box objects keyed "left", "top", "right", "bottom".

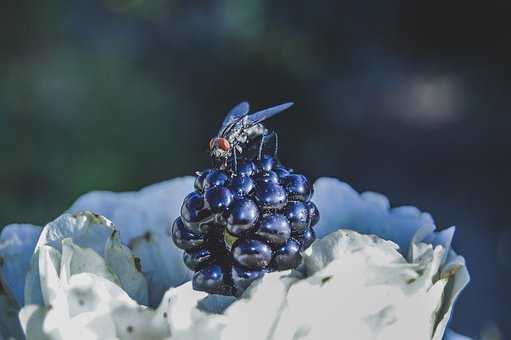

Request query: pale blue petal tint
[
  {"left": 0, "top": 224, "right": 41, "bottom": 306},
  {"left": 68, "top": 177, "right": 194, "bottom": 306},
  {"left": 314, "top": 177, "right": 452, "bottom": 255}
]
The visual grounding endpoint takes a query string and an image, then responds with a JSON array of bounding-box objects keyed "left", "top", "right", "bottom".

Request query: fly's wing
[
  {"left": 218, "top": 102, "right": 250, "bottom": 136},
  {"left": 247, "top": 102, "right": 294, "bottom": 125}
]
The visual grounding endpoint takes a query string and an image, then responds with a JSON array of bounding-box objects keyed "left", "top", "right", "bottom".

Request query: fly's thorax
[{"left": 244, "top": 123, "right": 266, "bottom": 139}]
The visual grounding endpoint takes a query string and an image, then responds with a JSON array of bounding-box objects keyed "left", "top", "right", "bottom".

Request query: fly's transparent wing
[
  {"left": 247, "top": 102, "right": 294, "bottom": 125},
  {"left": 218, "top": 102, "right": 250, "bottom": 136}
]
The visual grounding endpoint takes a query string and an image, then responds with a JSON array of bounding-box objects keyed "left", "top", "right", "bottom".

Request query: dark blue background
[{"left": 1, "top": 1, "right": 509, "bottom": 338}]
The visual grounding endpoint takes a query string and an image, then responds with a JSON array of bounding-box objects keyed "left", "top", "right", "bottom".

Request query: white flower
[{"left": 0, "top": 177, "right": 470, "bottom": 340}]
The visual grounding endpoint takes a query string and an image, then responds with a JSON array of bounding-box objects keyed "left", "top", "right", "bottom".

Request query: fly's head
[{"left": 209, "top": 136, "right": 233, "bottom": 165}]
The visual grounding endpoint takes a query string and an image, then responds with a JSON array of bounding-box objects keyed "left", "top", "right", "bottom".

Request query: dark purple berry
[
  {"left": 283, "top": 174, "right": 312, "bottom": 202},
  {"left": 273, "top": 166, "right": 291, "bottom": 179},
  {"left": 192, "top": 264, "right": 231, "bottom": 295},
  {"left": 257, "top": 155, "right": 275, "bottom": 172},
  {"left": 177, "top": 151, "right": 319, "bottom": 296},
  {"left": 254, "top": 214, "right": 291, "bottom": 246},
  {"left": 254, "top": 171, "right": 279, "bottom": 184},
  {"left": 204, "top": 170, "right": 230, "bottom": 190},
  {"left": 254, "top": 181, "right": 287, "bottom": 210},
  {"left": 180, "top": 192, "right": 213, "bottom": 232},
  {"left": 171, "top": 217, "right": 205, "bottom": 251},
  {"left": 297, "top": 228, "right": 316, "bottom": 251},
  {"left": 306, "top": 201, "right": 320, "bottom": 227},
  {"left": 231, "top": 265, "right": 265, "bottom": 297},
  {"left": 271, "top": 239, "right": 302, "bottom": 270},
  {"left": 237, "top": 161, "right": 256, "bottom": 177},
  {"left": 183, "top": 248, "right": 214, "bottom": 271},
  {"left": 205, "top": 187, "right": 233, "bottom": 213},
  {"left": 285, "top": 201, "right": 309, "bottom": 234},
  {"left": 194, "top": 169, "right": 213, "bottom": 192},
  {"left": 229, "top": 175, "right": 255, "bottom": 198},
  {"left": 226, "top": 198, "right": 259, "bottom": 236},
  {"left": 232, "top": 239, "right": 272, "bottom": 270}
]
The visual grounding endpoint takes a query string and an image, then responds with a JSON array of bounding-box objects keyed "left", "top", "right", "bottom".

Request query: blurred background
[{"left": 0, "top": 1, "right": 509, "bottom": 338}]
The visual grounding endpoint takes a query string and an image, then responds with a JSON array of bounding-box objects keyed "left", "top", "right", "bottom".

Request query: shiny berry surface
[
  {"left": 229, "top": 175, "right": 255, "bottom": 198},
  {"left": 232, "top": 239, "right": 272, "bottom": 270},
  {"left": 283, "top": 174, "right": 312, "bottom": 202},
  {"left": 256, "top": 155, "right": 275, "bottom": 172},
  {"left": 237, "top": 161, "right": 256, "bottom": 177},
  {"left": 194, "top": 169, "right": 213, "bottom": 192},
  {"left": 254, "top": 171, "right": 279, "bottom": 184},
  {"left": 226, "top": 198, "right": 259, "bottom": 236},
  {"left": 171, "top": 217, "right": 205, "bottom": 251},
  {"left": 273, "top": 166, "right": 291, "bottom": 178},
  {"left": 306, "top": 201, "right": 320, "bottom": 227},
  {"left": 271, "top": 238, "right": 302, "bottom": 271},
  {"left": 297, "top": 227, "right": 316, "bottom": 251},
  {"left": 192, "top": 264, "right": 231, "bottom": 295},
  {"left": 204, "top": 170, "right": 230, "bottom": 190},
  {"left": 183, "top": 248, "right": 213, "bottom": 271},
  {"left": 180, "top": 192, "right": 212, "bottom": 232},
  {"left": 254, "top": 214, "right": 291, "bottom": 246},
  {"left": 205, "top": 186, "right": 233, "bottom": 213},
  {"left": 285, "top": 201, "right": 309, "bottom": 234},
  {"left": 254, "top": 181, "right": 287, "bottom": 210}
]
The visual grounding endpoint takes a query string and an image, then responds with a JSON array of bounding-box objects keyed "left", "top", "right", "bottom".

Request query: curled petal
[
  {"left": 104, "top": 231, "right": 149, "bottom": 305},
  {"left": 69, "top": 177, "right": 195, "bottom": 307},
  {"left": 36, "top": 212, "right": 115, "bottom": 256}
]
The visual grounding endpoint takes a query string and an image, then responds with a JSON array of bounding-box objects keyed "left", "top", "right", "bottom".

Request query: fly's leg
[
  {"left": 272, "top": 132, "right": 279, "bottom": 157},
  {"left": 257, "top": 134, "right": 265, "bottom": 160},
  {"left": 233, "top": 149, "right": 238, "bottom": 173},
  {"left": 257, "top": 132, "right": 278, "bottom": 159}
]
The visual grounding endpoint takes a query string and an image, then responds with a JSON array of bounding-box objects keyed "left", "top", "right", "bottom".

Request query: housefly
[{"left": 209, "top": 101, "right": 293, "bottom": 170}]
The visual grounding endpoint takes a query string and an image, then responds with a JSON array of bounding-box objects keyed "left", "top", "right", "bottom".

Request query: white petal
[
  {"left": 432, "top": 251, "right": 470, "bottom": 340},
  {"left": 221, "top": 271, "right": 301, "bottom": 340},
  {"left": 0, "top": 224, "right": 41, "bottom": 305},
  {"left": 36, "top": 212, "right": 115, "bottom": 256},
  {"left": 19, "top": 304, "right": 111, "bottom": 340},
  {"left": 130, "top": 230, "right": 191, "bottom": 307},
  {"left": 18, "top": 304, "right": 50, "bottom": 340},
  {"left": 104, "top": 231, "right": 149, "bottom": 305},
  {"left": 68, "top": 177, "right": 195, "bottom": 307},
  {"left": 302, "top": 229, "right": 405, "bottom": 276},
  {"left": 24, "top": 250, "right": 44, "bottom": 305},
  {"left": 60, "top": 238, "right": 119, "bottom": 286},
  {"left": 108, "top": 304, "right": 170, "bottom": 340},
  {"left": 163, "top": 281, "right": 209, "bottom": 332},
  {"left": 271, "top": 229, "right": 456, "bottom": 340},
  {"left": 37, "top": 246, "right": 67, "bottom": 313},
  {"left": 25, "top": 213, "right": 117, "bottom": 307},
  {"left": 66, "top": 272, "right": 135, "bottom": 312}
]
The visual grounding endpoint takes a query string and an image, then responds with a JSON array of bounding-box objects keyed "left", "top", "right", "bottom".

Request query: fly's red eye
[{"left": 217, "top": 138, "right": 231, "bottom": 151}]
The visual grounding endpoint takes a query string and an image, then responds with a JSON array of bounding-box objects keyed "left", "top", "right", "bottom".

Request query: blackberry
[
  {"left": 171, "top": 102, "right": 319, "bottom": 296},
  {"left": 171, "top": 154, "right": 319, "bottom": 296}
]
